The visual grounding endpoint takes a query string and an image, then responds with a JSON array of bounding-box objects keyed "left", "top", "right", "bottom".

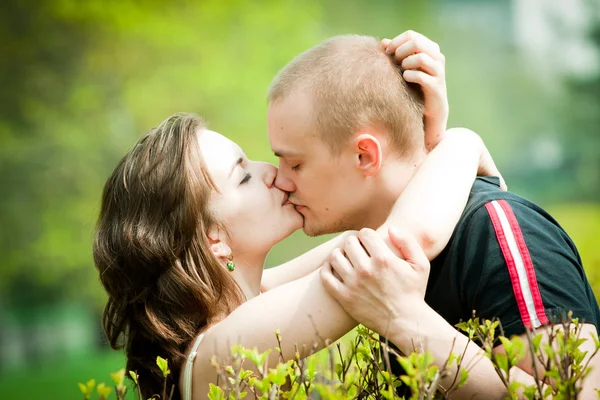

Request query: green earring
[{"left": 226, "top": 254, "right": 235, "bottom": 271}]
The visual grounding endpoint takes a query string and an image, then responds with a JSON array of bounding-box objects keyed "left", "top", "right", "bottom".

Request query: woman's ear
[
  {"left": 353, "top": 133, "right": 383, "bottom": 176},
  {"left": 207, "top": 226, "right": 232, "bottom": 258}
]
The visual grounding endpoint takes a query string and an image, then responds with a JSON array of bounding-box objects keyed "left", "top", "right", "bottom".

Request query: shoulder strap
[{"left": 182, "top": 334, "right": 205, "bottom": 400}]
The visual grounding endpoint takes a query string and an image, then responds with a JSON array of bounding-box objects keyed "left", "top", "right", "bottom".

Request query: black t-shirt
[{"left": 388, "top": 176, "right": 600, "bottom": 382}]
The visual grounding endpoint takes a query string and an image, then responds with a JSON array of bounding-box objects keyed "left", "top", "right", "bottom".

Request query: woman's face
[{"left": 197, "top": 129, "right": 303, "bottom": 255}]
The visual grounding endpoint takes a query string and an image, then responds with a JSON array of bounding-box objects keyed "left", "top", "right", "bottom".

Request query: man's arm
[
  {"left": 321, "top": 227, "right": 600, "bottom": 398},
  {"left": 320, "top": 227, "right": 537, "bottom": 399}
]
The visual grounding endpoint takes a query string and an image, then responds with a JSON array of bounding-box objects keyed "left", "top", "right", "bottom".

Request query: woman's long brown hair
[{"left": 93, "top": 113, "right": 244, "bottom": 399}]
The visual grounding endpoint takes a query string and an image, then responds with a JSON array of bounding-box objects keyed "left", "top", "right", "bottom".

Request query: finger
[
  {"left": 403, "top": 70, "right": 435, "bottom": 88},
  {"left": 320, "top": 262, "right": 350, "bottom": 300},
  {"left": 394, "top": 36, "right": 443, "bottom": 63},
  {"left": 401, "top": 53, "right": 443, "bottom": 77},
  {"left": 357, "top": 228, "right": 395, "bottom": 267},
  {"left": 385, "top": 30, "right": 420, "bottom": 55},
  {"left": 329, "top": 248, "right": 354, "bottom": 283},
  {"left": 343, "top": 235, "right": 371, "bottom": 270},
  {"left": 381, "top": 38, "right": 391, "bottom": 49},
  {"left": 388, "top": 226, "right": 429, "bottom": 272}
]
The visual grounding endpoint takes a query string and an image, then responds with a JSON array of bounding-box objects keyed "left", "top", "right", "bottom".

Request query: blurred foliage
[
  {"left": 549, "top": 204, "right": 600, "bottom": 298},
  {"left": 0, "top": 0, "right": 599, "bottom": 398},
  {"left": 0, "top": 0, "right": 598, "bottom": 330}
]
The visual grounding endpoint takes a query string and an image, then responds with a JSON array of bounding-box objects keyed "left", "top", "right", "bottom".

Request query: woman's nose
[{"left": 262, "top": 163, "right": 277, "bottom": 188}]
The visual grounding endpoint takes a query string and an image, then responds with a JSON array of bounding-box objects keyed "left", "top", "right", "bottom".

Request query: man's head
[{"left": 267, "top": 34, "right": 426, "bottom": 236}]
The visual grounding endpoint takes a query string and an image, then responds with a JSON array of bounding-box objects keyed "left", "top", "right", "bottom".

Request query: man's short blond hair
[{"left": 268, "top": 35, "right": 425, "bottom": 156}]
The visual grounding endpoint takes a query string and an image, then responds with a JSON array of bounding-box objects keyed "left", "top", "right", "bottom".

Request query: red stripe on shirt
[
  {"left": 497, "top": 200, "right": 549, "bottom": 325},
  {"left": 485, "top": 202, "right": 532, "bottom": 328}
]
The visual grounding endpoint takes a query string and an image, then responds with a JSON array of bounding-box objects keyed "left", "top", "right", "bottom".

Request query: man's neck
[{"left": 362, "top": 149, "right": 427, "bottom": 229}]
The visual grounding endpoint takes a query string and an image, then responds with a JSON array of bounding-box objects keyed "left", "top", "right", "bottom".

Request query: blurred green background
[{"left": 1, "top": 0, "right": 599, "bottom": 398}]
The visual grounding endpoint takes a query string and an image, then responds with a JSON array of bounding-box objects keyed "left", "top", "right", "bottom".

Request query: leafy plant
[{"left": 79, "top": 317, "right": 599, "bottom": 399}]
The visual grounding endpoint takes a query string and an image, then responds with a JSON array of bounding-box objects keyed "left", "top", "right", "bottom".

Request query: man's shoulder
[
  {"left": 459, "top": 177, "right": 551, "bottom": 228},
  {"left": 445, "top": 177, "right": 569, "bottom": 254}
]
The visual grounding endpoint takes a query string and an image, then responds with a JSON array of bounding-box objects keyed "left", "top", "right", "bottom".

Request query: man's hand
[
  {"left": 320, "top": 226, "right": 431, "bottom": 337},
  {"left": 382, "top": 31, "right": 448, "bottom": 152}
]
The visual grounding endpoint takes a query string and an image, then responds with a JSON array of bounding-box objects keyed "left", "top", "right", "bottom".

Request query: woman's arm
[
  {"left": 261, "top": 230, "right": 356, "bottom": 291},
  {"left": 377, "top": 127, "right": 501, "bottom": 260},
  {"left": 193, "top": 269, "right": 357, "bottom": 397}
]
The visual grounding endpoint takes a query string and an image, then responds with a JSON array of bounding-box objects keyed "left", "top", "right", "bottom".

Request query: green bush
[{"left": 79, "top": 317, "right": 599, "bottom": 400}]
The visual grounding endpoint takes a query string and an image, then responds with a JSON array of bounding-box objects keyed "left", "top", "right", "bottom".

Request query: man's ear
[
  {"left": 207, "top": 226, "right": 232, "bottom": 259},
  {"left": 353, "top": 133, "right": 382, "bottom": 176}
]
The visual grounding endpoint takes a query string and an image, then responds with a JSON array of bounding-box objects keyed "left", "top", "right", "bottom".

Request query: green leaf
[
  {"left": 397, "top": 356, "right": 415, "bottom": 376},
  {"left": 257, "top": 349, "right": 272, "bottom": 367},
  {"left": 334, "top": 363, "right": 343, "bottom": 379},
  {"left": 97, "top": 383, "right": 112, "bottom": 399},
  {"left": 110, "top": 369, "right": 125, "bottom": 386},
  {"left": 239, "top": 370, "right": 253, "bottom": 380},
  {"left": 208, "top": 384, "right": 224, "bottom": 400},
  {"left": 522, "top": 384, "right": 538, "bottom": 400},
  {"left": 507, "top": 381, "right": 523, "bottom": 398},
  {"left": 494, "top": 353, "right": 509, "bottom": 373},
  {"left": 499, "top": 336, "right": 513, "bottom": 354},
  {"left": 156, "top": 356, "right": 170, "bottom": 377},
  {"left": 78, "top": 382, "right": 88, "bottom": 395},
  {"left": 458, "top": 368, "right": 469, "bottom": 388},
  {"left": 129, "top": 370, "right": 138, "bottom": 385},
  {"left": 532, "top": 334, "right": 543, "bottom": 354}
]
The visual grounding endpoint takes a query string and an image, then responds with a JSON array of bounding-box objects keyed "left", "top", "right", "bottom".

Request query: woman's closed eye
[{"left": 240, "top": 172, "right": 252, "bottom": 185}]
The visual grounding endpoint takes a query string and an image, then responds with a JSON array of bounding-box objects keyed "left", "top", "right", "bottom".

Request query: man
[{"left": 267, "top": 31, "right": 600, "bottom": 397}]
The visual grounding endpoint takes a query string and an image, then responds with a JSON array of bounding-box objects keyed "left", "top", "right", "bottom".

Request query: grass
[{"left": 0, "top": 350, "right": 131, "bottom": 400}]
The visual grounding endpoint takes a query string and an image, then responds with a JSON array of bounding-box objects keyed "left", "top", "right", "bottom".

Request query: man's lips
[{"left": 293, "top": 203, "right": 306, "bottom": 212}]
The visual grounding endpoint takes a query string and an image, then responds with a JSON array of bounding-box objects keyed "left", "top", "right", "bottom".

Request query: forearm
[
  {"left": 261, "top": 230, "right": 357, "bottom": 291},
  {"left": 377, "top": 128, "right": 485, "bottom": 260},
  {"left": 387, "top": 306, "right": 544, "bottom": 399},
  {"left": 208, "top": 270, "right": 357, "bottom": 367}
]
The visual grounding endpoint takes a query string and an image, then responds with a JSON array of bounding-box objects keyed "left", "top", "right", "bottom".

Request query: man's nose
[{"left": 274, "top": 168, "right": 296, "bottom": 192}]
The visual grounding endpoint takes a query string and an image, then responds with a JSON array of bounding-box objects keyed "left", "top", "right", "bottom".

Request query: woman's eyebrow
[{"left": 229, "top": 157, "right": 243, "bottom": 177}]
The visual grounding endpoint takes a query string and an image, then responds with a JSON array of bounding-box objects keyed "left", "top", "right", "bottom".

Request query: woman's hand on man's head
[{"left": 382, "top": 30, "right": 448, "bottom": 152}]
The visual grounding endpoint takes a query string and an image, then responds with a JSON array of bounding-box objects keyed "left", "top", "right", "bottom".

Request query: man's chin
[{"left": 302, "top": 220, "right": 337, "bottom": 237}]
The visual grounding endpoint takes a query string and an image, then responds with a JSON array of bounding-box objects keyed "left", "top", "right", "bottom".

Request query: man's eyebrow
[
  {"left": 273, "top": 149, "right": 301, "bottom": 158},
  {"left": 229, "top": 157, "right": 243, "bottom": 177}
]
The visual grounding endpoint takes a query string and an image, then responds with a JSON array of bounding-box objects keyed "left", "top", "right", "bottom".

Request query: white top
[{"left": 181, "top": 334, "right": 205, "bottom": 400}]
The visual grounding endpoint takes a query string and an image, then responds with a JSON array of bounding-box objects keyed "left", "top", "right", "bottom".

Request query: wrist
[{"left": 387, "top": 303, "right": 451, "bottom": 354}]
